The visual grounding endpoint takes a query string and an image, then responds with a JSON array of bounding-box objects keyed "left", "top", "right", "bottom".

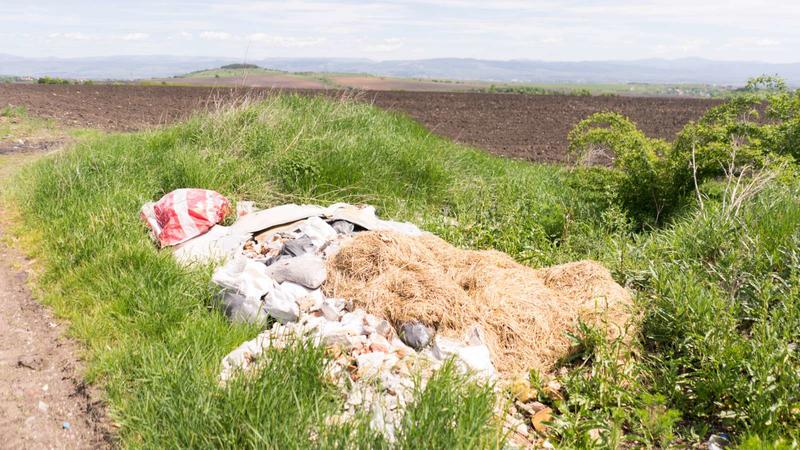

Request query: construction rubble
[{"left": 141, "top": 189, "right": 634, "bottom": 446}]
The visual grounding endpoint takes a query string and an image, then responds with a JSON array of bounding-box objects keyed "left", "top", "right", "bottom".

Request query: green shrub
[
  {"left": 36, "top": 76, "right": 71, "bottom": 85},
  {"left": 569, "top": 76, "right": 800, "bottom": 226}
]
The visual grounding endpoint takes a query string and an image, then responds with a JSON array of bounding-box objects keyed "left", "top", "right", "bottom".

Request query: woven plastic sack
[{"left": 140, "top": 189, "right": 231, "bottom": 247}]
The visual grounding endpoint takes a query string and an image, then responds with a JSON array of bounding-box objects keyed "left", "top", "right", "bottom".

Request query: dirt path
[{"left": 0, "top": 147, "right": 111, "bottom": 449}]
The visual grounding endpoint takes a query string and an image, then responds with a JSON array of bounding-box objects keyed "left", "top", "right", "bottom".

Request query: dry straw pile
[{"left": 324, "top": 231, "right": 632, "bottom": 375}]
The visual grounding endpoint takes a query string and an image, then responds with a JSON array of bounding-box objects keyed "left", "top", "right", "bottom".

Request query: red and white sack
[{"left": 140, "top": 188, "right": 231, "bottom": 247}]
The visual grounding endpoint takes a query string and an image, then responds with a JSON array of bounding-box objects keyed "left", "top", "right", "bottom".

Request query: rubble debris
[
  {"left": 142, "top": 194, "right": 633, "bottom": 442},
  {"left": 217, "top": 289, "right": 268, "bottom": 325}
]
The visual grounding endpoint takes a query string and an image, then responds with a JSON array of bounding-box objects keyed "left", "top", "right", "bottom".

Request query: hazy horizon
[{"left": 3, "top": 53, "right": 799, "bottom": 65}]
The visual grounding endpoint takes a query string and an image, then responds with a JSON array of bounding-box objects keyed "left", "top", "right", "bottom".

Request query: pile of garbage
[{"left": 141, "top": 188, "right": 633, "bottom": 444}]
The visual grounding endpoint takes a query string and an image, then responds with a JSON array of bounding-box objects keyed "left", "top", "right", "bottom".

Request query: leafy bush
[
  {"left": 568, "top": 112, "right": 676, "bottom": 223},
  {"left": 569, "top": 76, "right": 800, "bottom": 225},
  {"left": 37, "top": 76, "right": 71, "bottom": 85}
]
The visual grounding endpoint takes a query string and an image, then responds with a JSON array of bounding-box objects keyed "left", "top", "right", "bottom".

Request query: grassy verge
[{"left": 7, "top": 93, "right": 800, "bottom": 448}]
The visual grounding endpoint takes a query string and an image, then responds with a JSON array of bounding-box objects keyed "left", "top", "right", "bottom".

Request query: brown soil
[
  {"left": 370, "top": 91, "right": 722, "bottom": 163},
  {"left": 0, "top": 139, "right": 63, "bottom": 155},
  {"left": 0, "top": 84, "right": 721, "bottom": 163},
  {"left": 0, "top": 143, "right": 111, "bottom": 448},
  {"left": 0, "top": 243, "right": 112, "bottom": 450}
]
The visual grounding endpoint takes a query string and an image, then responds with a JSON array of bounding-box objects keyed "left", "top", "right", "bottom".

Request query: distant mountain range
[{"left": 2, "top": 54, "right": 799, "bottom": 85}]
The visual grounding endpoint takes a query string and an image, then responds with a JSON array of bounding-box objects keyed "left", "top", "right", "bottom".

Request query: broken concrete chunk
[
  {"left": 264, "top": 281, "right": 323, "bottom": 323},
  {"left": 431, "top": 336, "right": 463, "bottom": 361},
  {"left": 375, "top": 320, "right": 394, "bottom": 338},
  {"left": 265, "top": 254, "right": 327, "bottom": 289},
  {"left": 320, "top": 301, "right": 341, "bottom": 321},
  {"left": 356, "top": 352, "right": 388, "bottom": 379},
  {"left": 465, "top": 325, "right": 487, "bottom": 347},
  {"left": 455, "top": 345, "right": 496, "bottom": 379}
]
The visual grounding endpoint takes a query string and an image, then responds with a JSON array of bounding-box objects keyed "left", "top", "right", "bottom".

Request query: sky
[{"left": 1, "top": 0, "right": 798, "bottom": 63}]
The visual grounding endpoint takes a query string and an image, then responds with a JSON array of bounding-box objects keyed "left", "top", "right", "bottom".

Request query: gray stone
[{"left": 398, "top": 322, "right": 434, "bottom": 350}]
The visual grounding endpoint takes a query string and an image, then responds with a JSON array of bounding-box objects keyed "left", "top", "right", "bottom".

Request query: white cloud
[
  {"left": 48, "top": 32, "right": 92, "bottom": 41},
  {"left": 365, "top": 37, "right": 404, "bottom": 52},
  {"left": 729, "top": 37, "right": 781, "bottom": 48},
  {"left": 247, "top": 33, "right": 326, "bottom": 47},
  {"left": 120, "top": 32, "right": 149, "bottom": 41},
  {"left": 540, "top": 36, "right": 562, "bottom": 44},
  {"left": 200, "top": 31, "right": 233, "bottom": 41}
]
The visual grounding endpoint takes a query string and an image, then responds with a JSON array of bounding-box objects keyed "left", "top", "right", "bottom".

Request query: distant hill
[{"left": 2, "top": 54, "right": 799, "bottom": 85}]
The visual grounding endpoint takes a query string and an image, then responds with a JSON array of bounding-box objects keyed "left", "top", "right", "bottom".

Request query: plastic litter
[
  {"left": 708, "top": 434, "right": 732, "bottom": 450},
  {"left": 140, "top": 188, "right": 230, "bottom": 247},
  {"left": 212, "top": 256, "right": 276, "bottom": 299},
  {"left": 280, "top": 236, "right": 317, "bottom": 257},
  {"left": 330, "top": 220, "right": 355, "bottom": 235},
  {"left": 265, "top": 254, "right": 327, "bottom": 289},
  {"left": 230, "top": 204, "right": 325, "bottom": 234},
  {"left": 298, "top": 216, "right": 338, "bottom": 245},
  {"left": 217, "top": 289, "right": 268, "bottom": 324},
  {"left": 173, "top": 225, "right": 250, "bottom": 266}
]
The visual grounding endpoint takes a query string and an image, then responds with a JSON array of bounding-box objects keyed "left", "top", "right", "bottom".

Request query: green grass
[{"left": 7, "top": 93, "right": 800, "bottom": 448}]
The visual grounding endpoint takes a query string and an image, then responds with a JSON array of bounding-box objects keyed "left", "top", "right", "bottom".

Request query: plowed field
[{"left": 0, "top": 84, "right": 721, "bottom": 162}]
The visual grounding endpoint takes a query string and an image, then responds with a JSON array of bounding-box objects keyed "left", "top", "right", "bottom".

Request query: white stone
[{"left": 356, "top": 352, "right": 388, "bottom": 379}]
